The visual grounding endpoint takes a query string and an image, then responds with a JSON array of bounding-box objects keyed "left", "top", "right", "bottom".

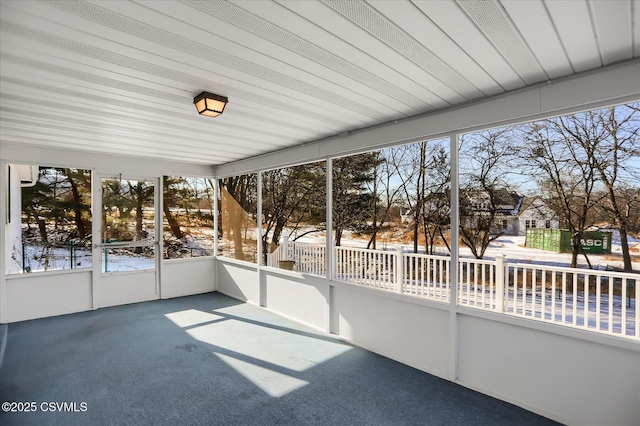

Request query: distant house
[
  {"left": 460, "top": 189, "right": 559, "bottom": 236},
  {"left": 404, "top": 189, "right": 559, "bottom": 236},
  {"left": 514, "top": 196, "right": 560, "bottom": 236}
]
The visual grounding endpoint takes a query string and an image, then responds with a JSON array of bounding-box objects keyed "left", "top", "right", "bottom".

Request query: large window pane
[
  {"left": 332, "top": 141, "right": 451, "bottom": 296},
  {"left": 102, "top": 178, "right": 155, "bottom": 243},
  {"left": 262, "top": 161, "right": 326, "bottom": 275},
  {"left": 101, "top": 178, "right": 155, "bottom": 272},
  {"left": 333, "top": 141, "right": 451, "bottom": 253},
  {"left": 6, "top": 165, "right": 92, "bottom": 274},
  {"left": 456, "top": 102, "right": 639, "bottom": 338},
  {"left": 163, "top": 177, "right": 215, "bottom": 259},
  {"left": 458, "top": 103, "right": 640, "bottom": 271},
  {"left": 219, "top": 174, "right": 258, "bottom": 263}
]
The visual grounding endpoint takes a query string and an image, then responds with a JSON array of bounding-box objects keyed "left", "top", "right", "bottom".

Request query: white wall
[
  {"left": 457, "top": 312, "right": 640, "bottom": 426},
  {"left": 216, "top": 259, "right": 260, "bottom": 304},
  {"left": 332, "top": 283, "right": 450, "bottom": 377},
  {"left": 263, "top": 269, "right": 329, "bottom": 331},
  {"left": 162, "top": 258, "right": 216, "bottom": 299},
  {"left": 4, "top": 271, "right": 92, "bottom": 322},
  {"left": 98, "top": 271, "right": 157, "bottom": 308}
]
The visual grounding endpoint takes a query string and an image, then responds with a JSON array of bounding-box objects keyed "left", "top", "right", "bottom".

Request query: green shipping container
[{"left": 525, "top": 229, "right": 612, "bottom": 254}]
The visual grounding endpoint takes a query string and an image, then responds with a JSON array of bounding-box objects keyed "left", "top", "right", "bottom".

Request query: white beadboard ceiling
[{"left": 0, "top": 0, "right": 638, "bottom": 166}]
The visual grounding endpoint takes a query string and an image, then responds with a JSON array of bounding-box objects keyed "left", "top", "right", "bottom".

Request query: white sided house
[
  {"left": 514, "top": 196, "right": 560, "bottom": 236},
  {"left": 460, "top": 190, "right": 560, "bottom": 236}
]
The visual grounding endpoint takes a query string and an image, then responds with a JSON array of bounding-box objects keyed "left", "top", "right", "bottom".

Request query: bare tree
[
  {"left": 420, "top": 144, "right": 451, "bottom": 255},
  {"left": 523, "top": 119, "right": 603, "bottom": 268},
  {"left": 545, "top": 104, "right": 639, "bottom": 271},
  {"left": 389, "top": 143, "right": 425, "bottom": 253},
  {"left": 459, "top": 128, "right": 519, "bottom": 259},
  {"left": 366, "top": 149, "right": 405, "bottom": 249}
]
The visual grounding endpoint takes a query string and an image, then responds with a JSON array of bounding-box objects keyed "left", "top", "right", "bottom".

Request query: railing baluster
[
  {"left": 481, "top": 262, "right": 486, "bottom": 308},
  {"left": 473, "top": 262, "right": 478, "bottom": 307},
  {"left": 633, "top": 279, "right": 640, "bottom": 337},
  {"left": 621, "top": 278, "right": 627, "bottom": 336},
  {"left": 571, "top": 273, "right": 578, "bottom": 325},
  {"left": 596, "top": 274, "right": 602, "bottom": 332},
  {"left": 562, "top": 272, "right": 567, "bottom": 324},
  {"left": 541, "top": 269, "right": 546, "bottom": 320},
  {"left": 522, "top": 267, "right": 528, "bottom": 317},
  {"left": 608, "top": 276, "right": 614, "bottom": 333},
  {"left": 584, "top": 273, "right": 590, "bottom": 329},
  {"left": 532, "top": 267, "right": 537, "bottom": 318},
  {"left": 551, "top": 271, "right": 557, "bottom": 322},
  {"left": 512, "top": 267, "right": 517, "bottom": 315}
]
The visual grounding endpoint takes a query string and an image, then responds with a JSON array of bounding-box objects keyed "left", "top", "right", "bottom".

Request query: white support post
[
  {"left": 257, "top": 172, "right": 263, "bottom": 266},
  {"left": 257, "top": 171, "right": 266, "bottom": 307},
  {"left": 448, "top": 132, "right": 460, "bottom": 381},
  {"left": 325, "top": 158, "right": 333, "bottom": 334},
  {"left": 495, "top": 254, "right": 505, "bottom": 312},
  {"left": 396, "top": 246, "right": 404, "bottom": 294},
  {"left": 282, "top": 235, "right": 289, "bottom": 261},
  {"left": 155, "top": 176, "right": 162, "bottom": 299},
  {"left": 213, "top": 179, "right": 219, "bottom": 258},
  {"left": 326, "top": 158, "right": 333, "bottom": 281},
  {"left": 331, "top": 240, "right": 337, "bottom": 280}
]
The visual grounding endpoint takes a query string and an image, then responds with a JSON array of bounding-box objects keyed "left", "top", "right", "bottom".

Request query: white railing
[
  {"left": 403, "top": 252, "right": 450, "bottom": 303},
  {"left": 267, "top": 242, "right": 638, "bottom": 339},
  {"left": 335, "top": 246, "right": 398, "bottom": 291},
  {"left": 504, "top": 263, "right": 639, "bottom": 338},
  {"left": 267, "top": 243, "right": 286, "bottom": 267},
  {"left": 458, "top": 256, "right": 500, "bottom": 310},
  {"left": 267, "top": 240, "right": 327, "bottom": 276}
]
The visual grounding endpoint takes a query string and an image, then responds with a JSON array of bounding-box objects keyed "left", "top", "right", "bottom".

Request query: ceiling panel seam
[
  {"left": 274, "top": 0, "right": 448, "bottom": 107},
  {"left": 456, "top": 0, "right": 546, "bottom": 85},
  {"left": 540, "top": 0, "right": 576, "bottom": 75},
  {"left": 407, "top": 0, "right": 502, "bottom": 92},
  {"left": 585, "top": 0, "right": 605, "bottom": 68},
  {"left": 321, "top": 0, "right": 482, "bottom": 100}
]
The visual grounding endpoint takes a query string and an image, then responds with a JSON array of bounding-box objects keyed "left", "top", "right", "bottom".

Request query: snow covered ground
[{"left": 13, "top": 228, "right": 639, "bottom": 274}]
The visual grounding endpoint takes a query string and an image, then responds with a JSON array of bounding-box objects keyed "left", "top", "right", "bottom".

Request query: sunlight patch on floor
[
  {"left": 187, "top": 318, "right": 351, "bottom": 372},
  {"left": 214, "top": 352, "right": 309, "bottom": 397},
  {"left": 164, "top": 309, "right": 224, "bottom": 328}
]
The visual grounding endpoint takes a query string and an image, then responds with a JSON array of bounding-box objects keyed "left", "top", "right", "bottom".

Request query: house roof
[{"left": 1, "top": 0, "right": 638, "bottom": 168}]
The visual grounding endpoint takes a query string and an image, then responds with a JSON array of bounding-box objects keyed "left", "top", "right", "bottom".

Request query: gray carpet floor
[{"left": 0, "top": 292, "right": 559, "bottom": 425}]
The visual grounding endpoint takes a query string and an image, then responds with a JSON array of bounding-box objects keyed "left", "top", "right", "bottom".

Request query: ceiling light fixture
[{"left": 193, "top": 91, "right": 228, "bottom": 117}]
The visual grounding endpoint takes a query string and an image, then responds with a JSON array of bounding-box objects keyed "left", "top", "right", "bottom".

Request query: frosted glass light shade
[{"left": 194, "top": 92, "right": 228, "bottom": 117}]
